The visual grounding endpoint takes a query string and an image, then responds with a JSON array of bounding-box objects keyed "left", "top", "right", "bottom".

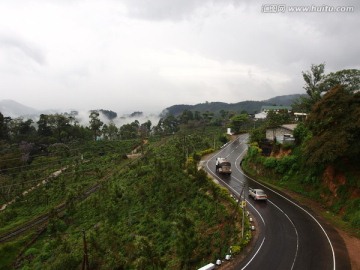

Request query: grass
[{"left": 0, "top": 232, "right": 37, "bottom": 270}]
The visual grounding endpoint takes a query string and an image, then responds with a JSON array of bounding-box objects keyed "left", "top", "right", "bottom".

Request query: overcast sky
[{"left": 0, "top": 0, "right": 359, "bottom": 114}]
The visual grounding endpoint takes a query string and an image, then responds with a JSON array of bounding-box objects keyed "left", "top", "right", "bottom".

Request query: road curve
[{"left": 203, "top": 134, "right": 351, "bottom": 270}]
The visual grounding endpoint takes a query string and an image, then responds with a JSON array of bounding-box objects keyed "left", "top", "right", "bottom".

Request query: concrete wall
[{"left": 266, "top": 127, "right": 294, "bottom": 143}]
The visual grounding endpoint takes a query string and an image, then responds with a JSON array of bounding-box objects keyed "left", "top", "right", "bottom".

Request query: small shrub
[
  {"left": 263, "top": 157, "right": 277, "bottom": 169},
  {"left": 219, "top": 134, "right": 229, "bottom": 145},
  {"left": 50, "top": 253, "right": 80, "bottom": 270},
  {"left": 24, "top": 247, "right": 39, "bottom": 257},
  {"left": 0, "top": 209, "right": 18, "bottom": 224},
  {"left": 275, "top": 156, "right": 297, "bottom": 174},
  {"left": 230, "top": 245, "right": 241, "bottom": 255},
  {"left": 350, "top": 211, "right": 360, "bottom": 228}
]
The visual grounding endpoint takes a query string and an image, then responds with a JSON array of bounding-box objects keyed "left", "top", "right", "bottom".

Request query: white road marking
[
  {"left": 206, "top": 135, "right": 307, "bottom": 270},
  {"left": 240, "top": 237, "right": 266, "bottom": 270},
  {"left": 234, "top": 137, "right": 336, "bottom": 270},
  {"left": 268, "top": 200, "right": 299, "bottom": 270}
]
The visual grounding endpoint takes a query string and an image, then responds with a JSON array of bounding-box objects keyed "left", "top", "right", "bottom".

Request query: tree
[
  {"left": 0, "top": 112, "right": 11, "bottom": 140},
  {"left": 119, "top": 121, "right": 139, "bottom": 139},
  {"left": 267, "top": 110, "right": 291, "bottom": 126},
  {"left": 202, "top": 111, "right": 214, "bottom": 123},
  {"left": 154, "top": 115, "right": 179, "bottom": 135},
  {"left": 304, "top": 86, "right": 360, "bottom": 165},
  {"left": 219, "top": 109, "right": 228, "bottom": 119},
  {"left": 37, "top": 114, "right": 53, "bottom": 137},
  {"left": 89, "top": 111, "right": 104, "bottom": 141},
  {"left": 293, "top": 122, "right": 311, "bottom": 145},
  {"left": 194, "top": 111, "right": 202, "bottom": 121},
  {"left": 292, "top": 64, "right": 326, "bottom": 112},
  {"left": 294, "top": 64, "right": 360, "bottom": 112},
  {"left": 102, "top": 124, "right": 109, "bottom": 140},
  {"left": 49, "top": 114, "right": 71, "bottom": 142},
  {"left": 249, "top": 127, "right": 266, "bottom": 144},
  {"left": 103, "top": 122, "right": 118, "bottom": 140},
  {"left": 8, "top": 118, "right": 36, "bottom": 141},
  {"left": 179, "top": 110, "right": 194, "bottom": 124},
  {"left": 230, "top": 114, "right": 248, "bottom": 133},
  {"left": 140, "top": 120, "right": 151, "bottom": 138},
  {"left": 19, "top": 119, "right": 36, "bottom": 137},
  {"left": 303, "top": 63, "right": 326, "bottom": 101},
  {"left": 322, "top": 69, "right": 360, "bottom": 93}
]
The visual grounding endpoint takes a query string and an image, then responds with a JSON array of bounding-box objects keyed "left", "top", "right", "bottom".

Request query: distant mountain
[
  {"left": 1, "top": 94, "right": 304, "bottom": 121},
  {"left": 265, "top": 94, "right": 304, "bottom": 106},
  {"left": 0, "top": 99, "right": 39, "bottom": 118},
  {"left": 163, "top": 94, "right": 304, "bottom": 116}
]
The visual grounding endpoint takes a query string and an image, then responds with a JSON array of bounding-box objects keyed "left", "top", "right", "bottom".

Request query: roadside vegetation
[{"left": 243, "top": 65, "right": 360, "bottom": 237}]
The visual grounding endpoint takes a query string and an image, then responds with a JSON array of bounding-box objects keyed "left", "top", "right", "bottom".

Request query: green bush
[
  {"left": 230, "top": 245, "right": 241, "bottom": 255},
  {"left": 219, "top": 134, "right": 229, "bottom": 145},
  {"left": 350, "top": 210, "right": 360, "bottom": 228},
  {"left": 263, "top": 157, "right": 277, "bottom": 169},
  {"left": 50, "top": 253, "right": 80, "bottom": 270},
  {"left": 246, "top": 145, "right": 262, "bottom": 161},
  {"left": 275, "top": 156, "right": 297, "bottom": 174},
  {"left": 0, "top": 209, "right": 18, "bottom": 224},
  {"left": 24, "top": 247, "right": 39, "bottom": 257},
  {"left": 198, "top": 148, "right": 215, "bottom": 157},
  {"left": 344, "top": 198, "right": 360, "bottom": 222}
]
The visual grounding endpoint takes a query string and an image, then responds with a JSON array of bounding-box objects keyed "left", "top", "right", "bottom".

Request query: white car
[{"left": 249, "top": 188, "right": 267, "bottom": 201}]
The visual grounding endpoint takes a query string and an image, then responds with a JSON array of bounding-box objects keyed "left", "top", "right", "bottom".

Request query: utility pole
[
  {"left": 82, "top": 230, "right": 90, "bottom": 270},
  {"left": 233, "top": 184, "right": 246, "bottom": 238},
  {"left": 242, "top": 199, "right": 246, "bottom": 238},
  {"left": 240, "top": 184, "right": 246, "bottom": 238}
]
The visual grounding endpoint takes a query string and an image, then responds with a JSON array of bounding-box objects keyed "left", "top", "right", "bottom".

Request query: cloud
[
  {"left": 0, "top": 0, "right": 359, "bottom": 114},
  {"left": 72, "top": 109, "right": 160, "bottom": 128},
  {"left": 0, "top": 34, "right": 46, "bottom": 65},
  {"left": 121, "top": 0, "right": 244, "bottom": 21}
]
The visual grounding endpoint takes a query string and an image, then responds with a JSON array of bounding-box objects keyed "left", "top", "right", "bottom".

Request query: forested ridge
[{"left": 163, "top": 94, "right": 302, "bottom": 116}]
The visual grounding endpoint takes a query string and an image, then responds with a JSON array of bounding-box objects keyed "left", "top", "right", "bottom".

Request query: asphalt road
[{"left": 203, "top": 134, "right": 351, "bottom": 270}]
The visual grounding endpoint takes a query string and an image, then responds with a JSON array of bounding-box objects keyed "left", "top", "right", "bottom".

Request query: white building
[{"left": 266, "top": 124, "right": 297, "bottom": 144}]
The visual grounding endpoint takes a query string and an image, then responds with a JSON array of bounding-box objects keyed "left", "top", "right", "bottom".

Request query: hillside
[
  {"left": 0, "top": 130, "right": 246, "bottom": 269},
  {"left": 0, "top": 100, "right": 39, "bottom": 118},
  {"left": 163, "top": 94, "right": 303, "bottom": 116}
]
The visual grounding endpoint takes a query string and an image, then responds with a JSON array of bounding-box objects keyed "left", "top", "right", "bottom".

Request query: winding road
[{"left": 203, "top": 134, "right": 351, "bottom": 270}]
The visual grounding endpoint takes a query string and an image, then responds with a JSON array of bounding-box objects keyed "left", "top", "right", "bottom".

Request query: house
[
  {"left": 261, "top": 105, "right": 292, "bottom": 113},
  {"left": 294, "top": 112, "right": 308, "bottom": 121},
  {"left": 266, "top": 124, "right": 297, "bottom": 144},
  {"left": 254, "top": 111, "right": 267, "bottom": 119}
]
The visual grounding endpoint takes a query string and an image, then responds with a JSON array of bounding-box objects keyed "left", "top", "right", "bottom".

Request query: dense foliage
[
  {"left": 34, "top": 133, "right": 242, "bottom": 270},
  {"left": 0, "top": 105, "right": 248, "bottom": 269},
  {"left": 305, "top": 86, "right": 360, "bottom": 165},
  {"left": 245, "top": 66, "right": 360, "bottom": 234}
]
